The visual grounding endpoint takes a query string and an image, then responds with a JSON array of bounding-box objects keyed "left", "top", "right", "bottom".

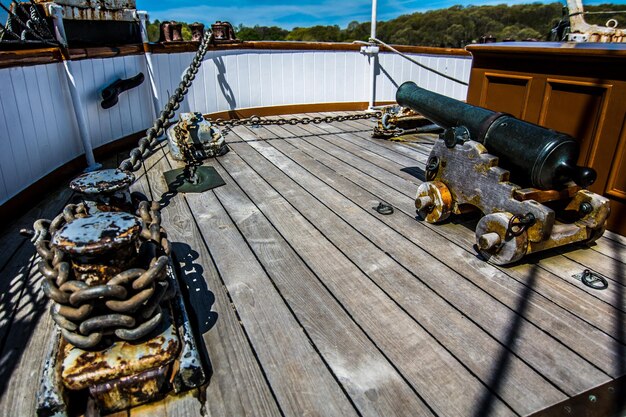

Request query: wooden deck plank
[
  {"left": 284, "top": 132, "right": 622, "bottom": 376},
  {"left": 308, "top": 116, "right": 626, "bottom": 338},
  {"left": 0, "top": 186, "right": 73, "bottom": 272},
  {"left": 224, "top": 139, "right": 568, "bottom": 415},
  {"left": 166, "top": 157, "right": 360, "bottom": 417},
  {"left": 586, "top": 238, "right": 626, "bottom": 265},
  {"left": 219, "top": 141, "right": 515, "bottom": 417},
  {"left": 206, "top": 157, "right": 437, "bottom": 417},
  {"left": 132, "top": 154, "right": 282, "bottom": 417},
  {"left": 1, "top": 113, "right": 624, "bottom": 417},
  {"left": 251, "top": 124, "right": 616, "bottom": 387},
  {"left": 331, "top": 112, "right": 626, "bottom": 258},
  {"left": 328, "top": 112, "right": 626, "bottom": 283}
]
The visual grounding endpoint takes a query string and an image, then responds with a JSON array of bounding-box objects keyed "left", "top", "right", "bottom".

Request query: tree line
[{"left": 147, "top": 3, "right": 626, "bottom": 47}]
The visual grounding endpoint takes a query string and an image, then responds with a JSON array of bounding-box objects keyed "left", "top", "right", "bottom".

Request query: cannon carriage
[{"left": 396, "top": 81, "right": 610, "bottom": 265}]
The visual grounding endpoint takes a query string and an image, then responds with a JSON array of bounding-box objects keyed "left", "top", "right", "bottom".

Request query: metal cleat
[{"left": 70, "top": 169, "right": 135, "bottom": 214}]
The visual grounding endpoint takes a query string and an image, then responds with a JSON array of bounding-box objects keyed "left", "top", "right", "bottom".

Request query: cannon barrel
[{"left": 396, "top": 81, "right": 596, "bottom": 190}]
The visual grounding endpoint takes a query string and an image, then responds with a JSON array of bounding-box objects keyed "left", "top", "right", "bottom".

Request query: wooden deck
[{"left": 0, "top": 112, "right": 624, "bottom": 417}]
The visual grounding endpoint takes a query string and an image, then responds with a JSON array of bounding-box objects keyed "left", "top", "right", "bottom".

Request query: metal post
[
  {"left": 48, "top": 4, "right": 101, "bottom": 171},
  {"left": 136, "top": 11, "right": 162, "bottom": 118},
  {"left": 370, "top": 0, "right": 378, "bottom": 40},
  {"left": 368, "top": 0, "right": 379, "bottom": 110}
]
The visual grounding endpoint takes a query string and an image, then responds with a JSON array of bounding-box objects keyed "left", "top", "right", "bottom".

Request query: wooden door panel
[
  {"left": 539, "top": 79, "right": 611, "bottom": 166},
  {"left": 606, "top": 115, "right": 626, "bottom": 201},
  {"left": 478, "top": 73, "right": 533, "bottom": 119}
]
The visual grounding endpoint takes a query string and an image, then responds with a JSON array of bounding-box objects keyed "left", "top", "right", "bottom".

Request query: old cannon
[{"left": 396, "top": 81, "right": 610, "bottom": 265}]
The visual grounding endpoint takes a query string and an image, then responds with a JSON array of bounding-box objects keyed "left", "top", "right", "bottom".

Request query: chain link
[
  {"left": 31, "top": 201, "right": 174, "bottom": 349},
  {"left": 207, "top": 112, "right": 382, "bottom": 131},
  {"left": 118, "top": 30, "right": 214, "bottom": 172}
]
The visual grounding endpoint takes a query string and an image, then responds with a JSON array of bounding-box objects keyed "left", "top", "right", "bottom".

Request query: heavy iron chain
[
  {"left": 31, "top": 201, "right": 174, "bottom": 349},
  {"left": 208, "top": 112, "right": 382, "bottom": 133},
  {"left": 119, "top": 30, "right": 213, "bottom": 172},
  {"left": 25, "top": 29, "right": 212, "bottom": 349}
]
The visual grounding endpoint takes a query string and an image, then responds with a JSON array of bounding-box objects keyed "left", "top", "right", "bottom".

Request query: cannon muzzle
[{"left": 396, "top": 81, "right": 596, "bottom": 190}]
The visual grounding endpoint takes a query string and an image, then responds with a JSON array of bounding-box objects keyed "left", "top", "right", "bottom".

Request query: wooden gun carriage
[{"left": 396, "top": 82, "right": 610, "bottom": 265}]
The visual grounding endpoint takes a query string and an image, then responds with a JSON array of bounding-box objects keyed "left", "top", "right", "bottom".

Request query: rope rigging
[{"left": 354, "top": 38, "right": 469, "bottom": 86}]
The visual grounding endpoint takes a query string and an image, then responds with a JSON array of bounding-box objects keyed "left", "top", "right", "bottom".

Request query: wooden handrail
[{"left": 0, "top": 40, "right": 470, "bottom": 69}]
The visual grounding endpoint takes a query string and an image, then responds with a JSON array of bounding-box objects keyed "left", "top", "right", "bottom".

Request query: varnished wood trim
[
  {"left": 0, "top": 44, "right": 144, "bottom": 68},
  {"left": 149, "top": 40, "right": 470, "bottom": 56},
  {"left": 0, "top": 41, "right": 469, "bottom": 68},
  {"left": 466, "top": 42, "right": 626, "bottom": 59},
  {"left": 0, "top": 131, "right": 143, "bottom": 227},
  {"left": 68, "top": 44, "right": 145, "bottom": 60},
  {"left": 606, "top": 115, "right": 626, "bottom": 202},
  {"left": 204, "top": 101, "right": 396, "bottom": 120},
  {"left": 479, "top": 72, "right": 533, "bottom": 119},
  {"left": 0, "top": 47, "right": 62, "bottom": 69}
]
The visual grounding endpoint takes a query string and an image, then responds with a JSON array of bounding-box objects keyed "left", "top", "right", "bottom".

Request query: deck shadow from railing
[
  {"left": 171, "top": 241, "right": 217, "bottom": 381},
  {"left": 213, "top": 55, "right": 237, "bottom": 110},
  {"left": 0, "top": 252, "right": 48, "bottom": 398},
  {"left": 472, "top": 261, "right": 539, "bottom": 417}
]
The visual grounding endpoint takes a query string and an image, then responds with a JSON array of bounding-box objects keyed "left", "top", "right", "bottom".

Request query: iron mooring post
[{"left": 34, "top": 170, "right": 205, "bottom": 416}]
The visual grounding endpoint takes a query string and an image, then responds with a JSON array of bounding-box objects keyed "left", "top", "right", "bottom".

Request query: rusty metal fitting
[
  {"left": 159, "top": 21, "right": 172, "bottom": 42},
  {"left": 70, "top": 169, "right": 135, "bottom": 214},
  {"left": 30, "top": 198, "right": 174, "bottom": 349},
  {"left": 170, "top": 22, "right": 183, "bottom": 42},
  {"left": 211, "top": 20, "right": 239, "bottom": 43},
  {"left": 52, "top": 212, "right": 142, "bottom": 284},
  {"left": 189, "top": 22, "right": 205, "bottom": 42}
]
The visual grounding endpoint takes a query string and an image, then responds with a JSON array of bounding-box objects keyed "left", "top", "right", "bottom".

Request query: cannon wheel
[
  {"left": 475, "top": 212, "right": 528, "bottom": 265},
  {"left": 415, "top": 181, "right": 453, "bottom": 223}
]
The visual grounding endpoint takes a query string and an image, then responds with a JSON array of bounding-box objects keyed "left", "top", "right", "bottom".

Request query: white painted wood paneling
[{"left": 0, "top": 48, "right": 471, "bottom": 205}]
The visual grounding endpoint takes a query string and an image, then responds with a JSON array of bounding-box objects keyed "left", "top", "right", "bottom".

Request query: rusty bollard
[
  {"left": 170, "top": 22, "right": 183, "bottom": 42},
  {"left": 189, "top": 22, "right": 205, "bottom": 42},
  {"left": 33, "top": 195, "right": 206, "bottom": 415},
  {"left": 70, "top": 168, "right": 135, "bottom": 214},
  {"left": 46, "top": 211, "right": 179, "bottom": 411},
  {"left": 211, "top": 20, "right": 239, "bottom": 43},
  {"left": 159, "top": 21, "right": 172, "bottom": 42}
]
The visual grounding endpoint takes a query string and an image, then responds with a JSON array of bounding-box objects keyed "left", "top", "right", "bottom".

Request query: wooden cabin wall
[{"left": 0, "top": 49, "right": 471, "bottom": 206}]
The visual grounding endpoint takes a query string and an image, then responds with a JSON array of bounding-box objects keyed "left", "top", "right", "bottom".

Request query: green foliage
[
  {"left": 236, "top": 25, "right": 289, "bottom": 41},
  {"left": 146, "top": 3, "right": 626, "bottom": 46}
]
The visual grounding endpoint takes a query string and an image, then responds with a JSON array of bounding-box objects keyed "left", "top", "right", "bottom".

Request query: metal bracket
[
  {"left": 360, "top": 45, "right": 380, "bottom": 55},
  {"left": 573, "top": 269, "right": 609, "bottom": 290}
]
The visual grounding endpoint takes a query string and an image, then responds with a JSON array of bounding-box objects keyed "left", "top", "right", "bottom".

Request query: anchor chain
[
  {"left": 119, "top": 30, "right": 214, "bottom": 172},
  {"left": 30, "top": 201, "right": 174, "bottom": 349},
  {"left": 208, "top": 112, "right": 382, "bottom": 132}
]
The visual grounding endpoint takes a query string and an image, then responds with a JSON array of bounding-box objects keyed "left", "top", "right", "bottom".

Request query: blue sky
[{"left": 136, "top": 0, "right": 626, "bottom": 29}]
